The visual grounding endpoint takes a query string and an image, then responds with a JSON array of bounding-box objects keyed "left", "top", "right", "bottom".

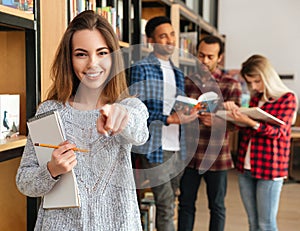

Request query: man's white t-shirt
[{"left": 159, "top": 58, "right": 180, "bottom": 151}]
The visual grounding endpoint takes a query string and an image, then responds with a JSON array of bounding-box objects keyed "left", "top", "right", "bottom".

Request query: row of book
[
  {"left": 70, "top": 0, "right": 122, "bottom": 40},
  {"left": 69, "top": 1, "right": 199, "bottom": 54},
  {"left": 1, "top": 0, "right": 33, "bottom": 13},
  {"left": 179, "top": 31, "right": 198, "bottom": 58}
]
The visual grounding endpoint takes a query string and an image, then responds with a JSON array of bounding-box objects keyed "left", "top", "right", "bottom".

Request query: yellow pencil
[{"left": 34, "top": 143, "right": 89, "bottom": 153}]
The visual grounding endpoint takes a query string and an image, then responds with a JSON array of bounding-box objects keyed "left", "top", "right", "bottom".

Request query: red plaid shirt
[
  {"left": 185, "top": 68, "right": 242, "bottom": 171},
  {"left": 236, "top": 92, "right": 297, "bottom": 180}
]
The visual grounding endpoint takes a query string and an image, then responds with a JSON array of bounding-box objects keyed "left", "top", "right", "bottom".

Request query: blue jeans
[
  {"left": 178, "top": 167, "right": 227, "bottom": 231},
  {"left": 238, "top": 170, "right": 283, "bottom": 231}
]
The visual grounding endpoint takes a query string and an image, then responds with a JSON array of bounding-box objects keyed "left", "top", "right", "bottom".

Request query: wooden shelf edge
[
  {"left": 0, "top": 4, "right": 34, "bottom": 21},
  {"left": 176, "top": 3, "right": 199, "bottom": 24},
  {"left": 119, "top": 41, "right": 130, "bottom": 48},
  {"left": 291, "top": 130, "right": 300, "bottom": 139},
  {"left": 0, "top": 135, "right": 27, "bottom": 153},
  {"left": 142, "top": 0, "right": 173, "bottom": 5},
  {"left": 179, "top": 56, "right": 196, "bottom": 66}
]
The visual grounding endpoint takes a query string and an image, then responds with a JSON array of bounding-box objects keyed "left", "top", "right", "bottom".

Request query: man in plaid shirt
[
  {"left": 178, "top": 35, "right": 242, "bottom": 231},
  {"left": 130, "top": 16, "right": 198, "bottom": 231}
]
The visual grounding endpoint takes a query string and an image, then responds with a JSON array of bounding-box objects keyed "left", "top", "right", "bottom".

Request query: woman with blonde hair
[{"left": 224, "top": 54, "right": 297, "bottom": 231}]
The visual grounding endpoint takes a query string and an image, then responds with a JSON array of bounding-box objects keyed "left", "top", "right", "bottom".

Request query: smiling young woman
[{"left": 16, "top": 10, "right": 149, "bottom": 231}]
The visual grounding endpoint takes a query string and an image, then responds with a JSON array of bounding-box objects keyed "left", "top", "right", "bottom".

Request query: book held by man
[
  {"left": 27, "top": 110, "right": 80, "bottom": 209},
  {"left": 171, "top": 91, "right": 220, "bottom": 114},
  {"left": 216, "top": 107, "right": 285, "bottom": 127}
]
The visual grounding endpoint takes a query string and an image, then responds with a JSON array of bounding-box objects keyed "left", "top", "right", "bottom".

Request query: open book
[
  {"left": 27, "top": 110, "right": 80, "bottom": 209},
  {"left": 171, "top": 91, "right": 219, "bottom": 114},
  {"left": 216, "top": 107, "right": 285, "bottom": 127}
]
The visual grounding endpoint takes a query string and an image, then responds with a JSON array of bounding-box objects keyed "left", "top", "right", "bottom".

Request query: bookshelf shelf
[
  {"left": 0, "top": 6, "right": 37, "bottom": 139},
  {"left": 0, "top": 4, "right": 34, "bottom": 21},
  {"left": 179, "top": 56, "right": 196, "bottom": 66},
  {"left": 0, "top": 10, "right": 35, "bottom": 30},
  {"left": 177, "top": 2, "right": 199, "bottom": 24},
  {"left": 170, "top": 3, "right": 199, "bottom": 68},
  {"left": 119, "top": 40, "right": 130, "bottom": 48},
  {"left": 0, "top": 135, "right": 27, "bottom": 153}
]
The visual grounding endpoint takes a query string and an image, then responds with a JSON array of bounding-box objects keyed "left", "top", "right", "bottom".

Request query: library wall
[{"left": 218, "top": 0, "right": 300, "bottom": 109}]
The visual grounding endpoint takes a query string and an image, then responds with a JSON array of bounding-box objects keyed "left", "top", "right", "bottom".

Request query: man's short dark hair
[
  {"left": 145, "top": 16, "right": 172, "bottom": 38},
  {"left": 197, "top": 35, "right": 225, "bottom": 57}
]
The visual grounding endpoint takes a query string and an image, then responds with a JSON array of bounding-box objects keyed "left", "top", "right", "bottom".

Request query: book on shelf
[
  {"left": 27, "top": 110, "right": 80, "bottom": 209},
  {"left": 179, "top": 31, "right": 198, "bottom": 57},
  {"left": 2, "top": 0, "right": 33, "bottom": 13},
  {"left": 96, "top": 6, "right": 117, "bottom": 33},
  {"left": 171, "top": 91, "right": 220, "bottom": 114},
  {"left": 216, "top": 107, "right": 285, "bottom": 127},
  {"left": 0, "top": 94, "right": 20, "bottom": 139}
]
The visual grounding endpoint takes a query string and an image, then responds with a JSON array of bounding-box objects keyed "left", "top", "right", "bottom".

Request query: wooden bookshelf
[
  {"left": 0, "top": 3, "right": 36, "bottom": 149},
  {"left": 0, "top": 31, "right": 27, "bottom": 136},
  {"left": 119, "top": 40, "right": 130, "bottom": 48},
  {"left": 0, "top": 2, "right": 38, "bottom": 230},
  {"left": 170, "top": 3, "right": 200, "bottom": 68},
  {"left": 179, "top": 56, "right": 196, "bottom": 66},
  {"left": 39, "top": 0, "right": 68, "bottom": 101},
  {"left": 0, "top": 136, "right": 27, "bottom": 153},
  {"left": 0, "top": 29, "right": 27, "bottom": 231},
  {"left": 0, "top": 157, "right": 26, "bottom": 231},
  {"left": 0, "top": 4, "right": 34, "bottom": 20}
]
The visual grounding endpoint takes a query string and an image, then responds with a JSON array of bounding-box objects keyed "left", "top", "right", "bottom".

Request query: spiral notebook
[{"left": 27, "top": 110, "right": 80, "bottom": 209}]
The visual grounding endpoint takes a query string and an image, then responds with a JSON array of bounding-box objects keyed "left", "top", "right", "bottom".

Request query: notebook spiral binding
[{"left": 27, "top": 109, "right": 57, "bottom": 123}]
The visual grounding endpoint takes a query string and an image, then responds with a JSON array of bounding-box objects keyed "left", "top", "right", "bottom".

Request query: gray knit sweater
[{"left": 16, "top": 98, "right": 149, "bottom": 231}]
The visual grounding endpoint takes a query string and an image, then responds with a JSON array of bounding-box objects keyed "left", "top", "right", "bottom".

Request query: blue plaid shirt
[{"left": 129, "top": 52, "right": 186, "bottom": 163}]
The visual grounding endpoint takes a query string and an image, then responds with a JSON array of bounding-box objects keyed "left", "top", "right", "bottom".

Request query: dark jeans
[
  {"left": 178, "top": 167, "right": 227, "bottom": 231},
  {"left": 140, "top": 151, "right": 183, "bottom": 231}
]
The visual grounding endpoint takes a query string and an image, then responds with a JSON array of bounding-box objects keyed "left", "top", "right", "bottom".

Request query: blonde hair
[
  {"left": 241, "top": 54, "right": 298, "bottom": 123},
  {"left": 46, "top": 10, "right": 130, "bottom": 104}
]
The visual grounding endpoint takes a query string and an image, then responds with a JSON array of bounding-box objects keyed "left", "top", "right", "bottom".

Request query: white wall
[{"left": 218, "top": 0, "right": 300, "bottom": 107}]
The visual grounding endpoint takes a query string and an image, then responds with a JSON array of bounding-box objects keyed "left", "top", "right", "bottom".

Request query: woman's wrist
[
  {"left": 252, "top": 122, "right": 260, "bottom": 130},
  {"left": 47, "top": 161, "right": 60, "bottom": 179}
]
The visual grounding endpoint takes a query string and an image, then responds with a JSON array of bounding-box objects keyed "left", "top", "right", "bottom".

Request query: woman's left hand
[
  {"left": 230, "top": 109, "right": 255, "bottom": 126},
  {"left": 223, "top": 101, "right": 240, "bottom": 110},
  {"left": 97, "top": 103, "right": 129, "bottom": 136}
]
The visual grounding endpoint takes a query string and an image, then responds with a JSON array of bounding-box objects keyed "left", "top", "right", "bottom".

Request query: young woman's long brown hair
[{"left": 46, "top": 10, "right": 130, "bottom": 104}]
